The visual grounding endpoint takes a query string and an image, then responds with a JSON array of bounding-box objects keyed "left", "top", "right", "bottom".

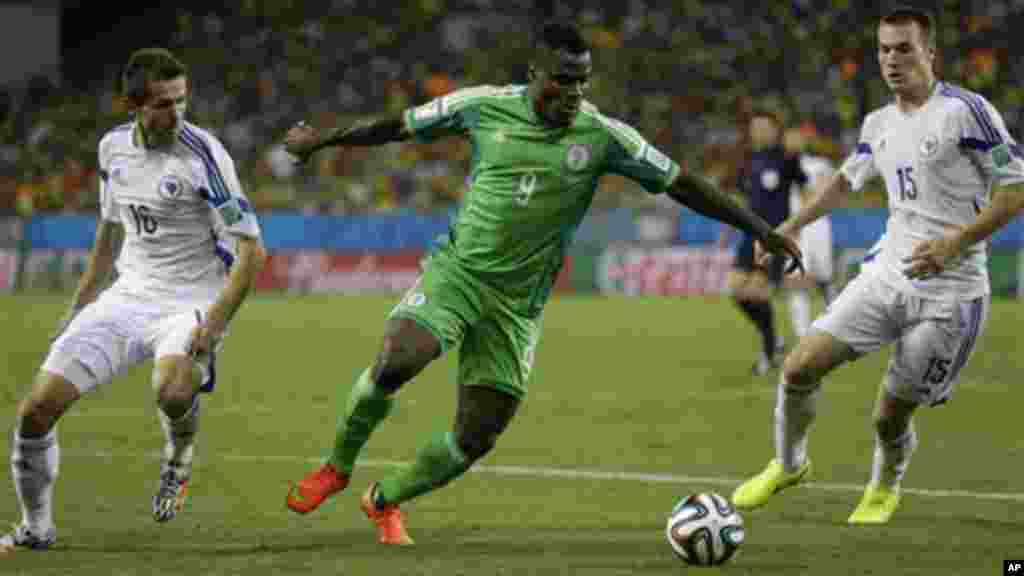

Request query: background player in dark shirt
[{"left": 725, "top": 107, "right": 808, "bottom": 375}]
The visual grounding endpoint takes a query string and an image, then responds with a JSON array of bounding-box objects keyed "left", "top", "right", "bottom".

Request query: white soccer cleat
[
  {"left": 0, "top": 523, "right": 56, "bottom": 552},
  {"left": 153, "top": 462, "right": 191, "bottom": 523}
]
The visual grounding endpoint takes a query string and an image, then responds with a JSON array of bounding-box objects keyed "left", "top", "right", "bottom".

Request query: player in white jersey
[
  {"left": 732, "top": 6, "right": 1024, "bottom": 524},
  {"left": 784, "top": 130, "right": 837, "bottom": 338},
  {"left": 1, "top": 48, "right": 266, "bottom": 551}
]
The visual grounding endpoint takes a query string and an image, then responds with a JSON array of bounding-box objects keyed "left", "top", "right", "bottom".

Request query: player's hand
[
  {"left": 902, "top": 236, "right": 961, "bottom": 280},
  {"left": 187, "top": 310, "right": 223, "bottom": 359},
  {"left": 283, "top": 121, "right": 321, "bottom": 165},
  {"left": 755, "top": 231, "right": 805, "bottom": 275}
]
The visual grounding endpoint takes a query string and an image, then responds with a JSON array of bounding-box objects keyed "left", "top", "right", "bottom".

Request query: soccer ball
[{"left": 665, "top": 492, "right": 745, "bottom": 566}]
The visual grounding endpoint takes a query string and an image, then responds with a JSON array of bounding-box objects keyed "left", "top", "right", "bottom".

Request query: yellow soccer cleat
[
  {"left": 731, "top": 458, "right": 811, "bottom": 510},
  {"left": 847, "top": 484, "right": 901, "bottom": 525}
]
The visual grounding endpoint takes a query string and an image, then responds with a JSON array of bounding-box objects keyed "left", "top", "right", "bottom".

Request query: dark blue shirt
[{"left": 740, "top": 146, "right": 807, "bottom": 227}]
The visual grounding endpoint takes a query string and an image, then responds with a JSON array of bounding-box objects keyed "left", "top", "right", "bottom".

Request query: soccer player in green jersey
[{"left": 282, "top": 21, "right": 803, "bottom": 545}]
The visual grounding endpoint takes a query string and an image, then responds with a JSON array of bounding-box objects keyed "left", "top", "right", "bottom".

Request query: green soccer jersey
[{"left": 404, "top": 84, "right": 681, "bottom": 315}]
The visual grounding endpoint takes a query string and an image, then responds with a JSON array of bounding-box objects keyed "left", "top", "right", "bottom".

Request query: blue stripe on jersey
[
  {"left": 1011, "top": 143, "right": 1023, "bottom": 159},
  {"left": 856, "top": 143, "right": 872, "bottom": 155},
  {"left": 214, "top": 242, "right": 235, "bottom": 270},
  {"left": 940, "top": 84, "right": 1001, "bottom": 144},
  {"left": 959, "top": 137, "right": 996, "bottom": 151},
  {"left": 948, "top": 297, "right": 984, "bottom": 388},
  {"left": 179, "top": 127, "right": 231, "bottom": 205},
  {"left": 862, "top": 248, "right": 879, "bottom": 263},
  {"left": 179, "top": 127, "right": 230, "bottom": 203}
]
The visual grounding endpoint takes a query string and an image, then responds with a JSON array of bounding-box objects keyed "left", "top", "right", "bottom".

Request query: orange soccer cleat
[
  {"left": 360, "top": 483, "right": 414, "bottom": 546},
  {"left": 286, "top": 463, "right": 349, "bottom": 514}
]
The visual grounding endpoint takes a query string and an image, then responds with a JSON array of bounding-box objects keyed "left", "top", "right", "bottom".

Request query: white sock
[
  {"left": 11, "top": 427, "right": 59, "bottom": 533},
  {"left": 158, "top": 397, "right": 200, "bottom": 474},
  {"left": 788, "top": 289, "right": 812, "bottom": 339},
  {"left": 774, "top": 375, "right": 820, "bottom": 473},
  {"left": 869, "top": 423, "right": 917, "bottom": 489}
]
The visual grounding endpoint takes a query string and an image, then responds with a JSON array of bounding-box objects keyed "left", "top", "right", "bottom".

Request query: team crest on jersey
[
  {"left": 919, "top": 134, "right": 940, "bottom": 159},
  {"left": 566, "top": 144, "right": 592, "bottom": 172},
  {"left": 158, "top": 174, "right": 185, "bottom": 200}
]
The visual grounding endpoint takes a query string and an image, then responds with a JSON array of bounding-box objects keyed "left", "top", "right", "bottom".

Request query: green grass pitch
[{"left": 1, "top": 292, "right": 1021, "bottom": 575}]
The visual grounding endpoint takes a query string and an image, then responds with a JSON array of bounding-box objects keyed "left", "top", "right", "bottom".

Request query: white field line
[{"left": 70, "top": 449, "right": 1024, "bottom": 503}]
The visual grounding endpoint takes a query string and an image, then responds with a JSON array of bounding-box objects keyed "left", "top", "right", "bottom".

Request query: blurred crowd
[{"left": 1, "top": 0, "right": 1021, "bottom": 216}]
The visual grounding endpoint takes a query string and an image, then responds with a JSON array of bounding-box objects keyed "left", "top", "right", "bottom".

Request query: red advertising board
[
  {"left": 599, "top": 245, "right": 733, "bottom": 296},
  {"left": 255, "top": 251, "right": 573, "bottom": 294}
]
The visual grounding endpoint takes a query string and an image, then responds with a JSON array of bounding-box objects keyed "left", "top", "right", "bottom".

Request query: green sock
[
  {"left": 327, "top": 368, "right": 393, "bottom": 474},
  {"left": 376, "top": 431, "right": 470, "bottom": 506}
]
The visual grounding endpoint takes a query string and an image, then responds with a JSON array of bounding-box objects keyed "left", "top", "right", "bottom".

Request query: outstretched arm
[
  {"left": 284, "top": 114, "right": 411, "bottom": 163},
  {"left": 778, "top": 171, "right": 851, "bottom": 237},
  {"left": 667, "top": 172, "right": 804, "bottom": 273},
  {"left": 667, "top": 172, "right": 774, "bottom": 240}
]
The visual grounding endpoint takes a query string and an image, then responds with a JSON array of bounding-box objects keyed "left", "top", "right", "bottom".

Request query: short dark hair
[
  {"left": 881, "top": 5, "right": 937, "bottom": 48},
  {"left": 534, "top": 20, "right": 588, "bottom": 55},
  {"left": 120, "top": 48, "right": 187, "bottom": 105}
]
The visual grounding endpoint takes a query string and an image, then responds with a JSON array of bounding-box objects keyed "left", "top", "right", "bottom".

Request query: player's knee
[
  {"left": 17, "top": 392, "right": 64, "bottom": 437},
  {"left": 873, "top": 414, "right": 909, "bottom": 443},
  {"left": 155, "top": 375, "right": 196, "bottom": 419},
  {"left": 454, "top": 429, "right": 498, "bottom": 462},
  {"left": 373, "top": 329, "right": 440, "bottom": 393},
  {"left": 781, "top": 350, "right": 819, "bottom": 392}
]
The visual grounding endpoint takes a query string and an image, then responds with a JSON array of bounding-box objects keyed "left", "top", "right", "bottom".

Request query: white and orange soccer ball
[{"left": 665, "top": 493, "right": 745, "bottom": 566}]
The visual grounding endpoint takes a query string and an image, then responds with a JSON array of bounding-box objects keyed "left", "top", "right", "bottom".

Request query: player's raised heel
[
  {"left": 286, "top": 463, "right": 349, "bottom": 514},
  {"left": 360, "top": 482, "right": 414, "bottom": 546},
  {"left": 0, "top": 524, "right": 56, "bottom": 553},
  {"left": 847, "top": 484, "right": 901, "bottom": 524},
  {"left": 731, "top": 458, "right": 811, "bottom": 510}
]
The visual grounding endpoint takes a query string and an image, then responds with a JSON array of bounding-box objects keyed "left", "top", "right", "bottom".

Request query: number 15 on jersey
[{"left": 897, "top": 166, "right": 917, "bottom": 201}]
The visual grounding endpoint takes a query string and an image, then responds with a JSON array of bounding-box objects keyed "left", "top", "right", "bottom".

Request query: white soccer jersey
[
  {"left": 840, "top": 81, "right": 1024, "bottom": 299},
  {"left": 98, "top": 121, "right": 261, "bottom": 300}
]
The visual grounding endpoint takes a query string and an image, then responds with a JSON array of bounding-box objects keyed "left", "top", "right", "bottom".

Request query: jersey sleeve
[
  {"left": 97, "top": 135, "right": 119, "bottom": 223},
  {"left": 403, "top": 85, "right": 492, "bottom": 143},
  {"left": 951, "top": 95, "right": 1024, "bottom": 187},
  {"left": 184, "top": 130, "right": 261, "bottom": 239},
  {"left": 599, "top": 114, "right": 681, "bottom": 195},
  {"left": 839, "top": 111, "right": 882, "bottom": 192}
]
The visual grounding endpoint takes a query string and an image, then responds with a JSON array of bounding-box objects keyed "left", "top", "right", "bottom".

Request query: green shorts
[{"left": 389, "top": 253, "right": 541, "bottom": 399}]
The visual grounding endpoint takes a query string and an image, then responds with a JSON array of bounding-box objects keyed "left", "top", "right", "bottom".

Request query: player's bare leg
[
  {"left": 849, "top": 387, "right": 917, "bottom": 524},
  {"left": 363, "top": 385, "right": 520, "bottom": 545},
  {"left": 287, "top": 318, "right": 441, "bottom": 514},
  {"left": 733, "top": 331, "right": 854, "bottom": 509},
  {"left": 2, "top": 372, "right": 78, "bottom": 551},
  {"left": 152, "top": 355, "right": 203, "bottom": 523},
  {"left": 729, "top": 271, "right": 782, "bottom": 375}
]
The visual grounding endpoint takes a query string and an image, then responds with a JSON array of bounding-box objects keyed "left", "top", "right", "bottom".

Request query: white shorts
[
  {"left": 799, "top": 217, "right": 833, "bottom": 282},
  {"left": 811, "top": 267, "right": 988, "bottom": 406},
  {"left": 41, "top": 285, "right": 222, "bottom": 395}
]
